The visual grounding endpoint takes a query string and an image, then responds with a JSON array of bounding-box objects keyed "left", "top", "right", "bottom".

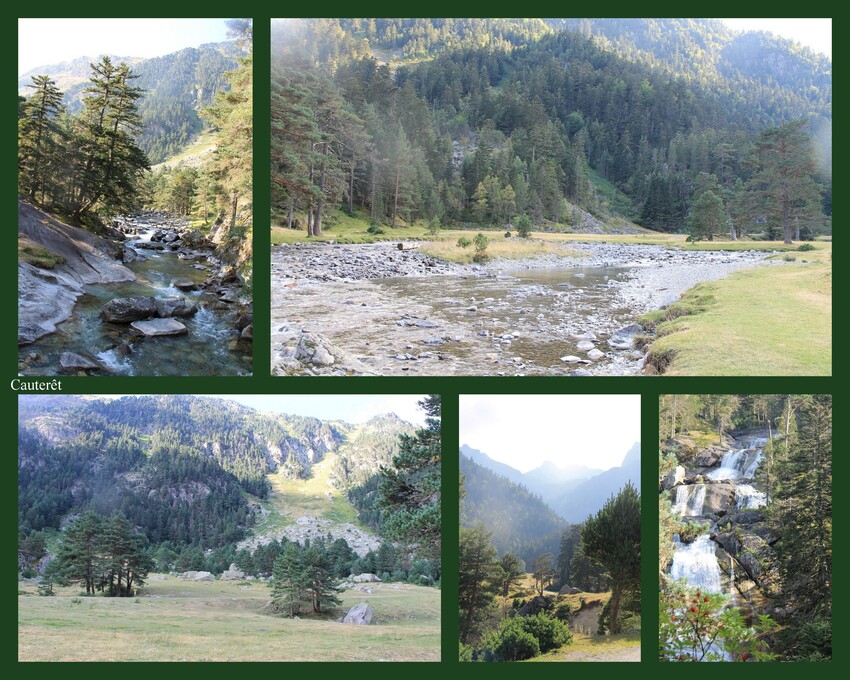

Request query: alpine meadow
[{"left": 17, "top": 395, "right": 442, "bottom": 662}]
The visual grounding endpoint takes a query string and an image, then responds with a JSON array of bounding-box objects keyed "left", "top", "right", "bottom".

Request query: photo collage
[{"left": 14, "top": 16, "right": 832, "bottom": 666}]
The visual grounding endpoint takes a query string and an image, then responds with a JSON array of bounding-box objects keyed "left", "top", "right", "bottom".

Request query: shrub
[
  {"left": 514, "top": 214, "right": 532, "bottom": 238},
  {"left": 505, "top": 231, "right": 512, "bottom": 238},
  {"left": 783, "top": 254, "right": 796, "bottom": 262},
  {"left": 473, "top": 232, "right": 489, "bottom": 252},
  {"left": 367, "top": 223, "right": 385, "bottom": 235},
  {"left": 797, "top": 243, "right": 816, "bottom": 252},
  {"left": 428, "top": 217, "right": 441, "bottom": 235},
  {"left": 553, "top": 602, "right": 572, "bottom": 622},
  {"left": 486, "top": 618, "right": 541, "bottom": 661},
  {"left": 659, "top": 581, "right": 778, "bottom": 662},
  {"left": 456, "top": 236, "right": 472, "bottom": 248},
  {"left": 520, "top": 612, "right": 572, "bottom": 652},
  {"left": 20, "top": 567, "right": 37, "bottom": 579},
  {"left": 459, "top": 641, "right": 473, "bottom": 662}
]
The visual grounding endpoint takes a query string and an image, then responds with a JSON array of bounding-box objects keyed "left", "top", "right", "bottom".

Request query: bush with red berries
[{"left": 659, "top": 580, "right": 778, "bottom": 662}]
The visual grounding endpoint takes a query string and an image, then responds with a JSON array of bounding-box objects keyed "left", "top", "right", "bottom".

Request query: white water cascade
[
  {"left": 672, "top": 484, "right": 707, "bottom": 516},
  {"left": 670, "top": 534, "right": 723, "bottom": 594}
]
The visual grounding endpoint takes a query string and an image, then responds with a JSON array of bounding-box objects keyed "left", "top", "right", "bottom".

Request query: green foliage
[
  {"left": 376, "top": 396, "right": 441, "bottom": 563},
  {"left": 797, "top": 243, "right": 816, "bottom": 251},
  {"left": 660, "top": 582, "right": 778, "bottom": 662},
  {"left": 459, "top": 641, "right": 474, "bottom": 662},
  {"left": 686, "top": 190, "right": 727, "bottom": 242},
  {"left": 519, "top": 612, "right": 572, "bottom": 652},
  {"left": 460, "top": 453, "right": 566, "bottom": 566},
  {"left": 514, "top": 214, "right": 532, "bottom": 238},
  {"left": 580, "top": 483, "right": 641, "bottom": 633},
  {"left": 459, "top": 523, "right": 500, "bottom": 644},
  {"left": 456, "top": 236, "right": 472, "bottom": 248},
  {"left": 367, "top": 223, "right": 385, "bottom": 234},
  {"left": 52, "top": 511, "right": 152, "bottom": 597},
  {"left": 485, "top": 617, "right": 541, "bottom": 661}
]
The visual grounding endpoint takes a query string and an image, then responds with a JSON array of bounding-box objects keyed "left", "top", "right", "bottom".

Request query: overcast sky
[
  {"left": 720, "top": 18, "right": 831, "bottom": 58},
  {"left": 18, "top": 18, "right": 231, "bottom": 76},
  {"left": 460, "top": 394, "right": 640, "bottom": 473}
]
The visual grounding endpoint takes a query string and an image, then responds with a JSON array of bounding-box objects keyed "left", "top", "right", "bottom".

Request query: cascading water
[
  {"left": 670, "top": 534, "right": 722, "bottom": 593},
  {"left": 672, "top": 484, "right": 707, "bottom": 516},
  {"left": 18, "top": 215, "right": 252, "bottom": 376}
]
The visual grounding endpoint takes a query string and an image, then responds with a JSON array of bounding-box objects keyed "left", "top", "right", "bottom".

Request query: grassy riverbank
[{"left": 642, "top": 245, "right": 831, "bottom": 375}]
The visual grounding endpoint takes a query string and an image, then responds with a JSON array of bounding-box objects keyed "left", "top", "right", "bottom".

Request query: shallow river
[{"left": 19, "top": 231, "right": 252, "bottom": 376}]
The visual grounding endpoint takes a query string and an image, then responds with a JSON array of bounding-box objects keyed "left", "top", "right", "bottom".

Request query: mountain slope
[
  {"left": 460, "top": 451, "right": 567, "bottom": 565},
  {"left": 18, "top": 42, "right": 239, "bottom": 164},
  {"left": 550, "top": 442, "right": 641, "bottom": 523},
  {"left": 18, "top": 396, "right": 416, "bottom": 554}
]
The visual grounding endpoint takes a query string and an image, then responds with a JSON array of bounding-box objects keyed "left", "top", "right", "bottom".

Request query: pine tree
[
  {"left": 271, "top": 542, "right": 309, "bottom": 617},
  {"left": 18, "top": 75, "right": 65, "bottom": 204},
  {"left": 72, "top": 57, "right": 149, "bottom": 220},
  {"left": 686, "top": 189, "right": 727, "bottom": 242},
  {"left": 579, "top": 483, "right": 641, "bottom": 634},
  {"left": 741, "top": 120, "right": 824, "bottom": 244},
  {"left": 377, "top": 395, "right": 441, "bottom": 562},
  {"left": 54, "top": 511, "right": 104, "bottom": 595},
  {"left": 459, "top": 523, "right": 499, "bottom": 644}
]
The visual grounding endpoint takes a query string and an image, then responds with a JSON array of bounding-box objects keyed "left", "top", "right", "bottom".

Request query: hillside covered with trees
[
  {"left": 271, "top": 18, "right": 830, "bottom": 241},
  {"left": 18, "top": 19, "right": 252, "bottom": 272},
  {"left": 18, "top": 395, "right": 440, "bottom": 597}
]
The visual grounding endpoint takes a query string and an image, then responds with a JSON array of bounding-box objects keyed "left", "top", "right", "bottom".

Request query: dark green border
[{"left": 8, "top": 6, "right": 839, "bottom": 672}]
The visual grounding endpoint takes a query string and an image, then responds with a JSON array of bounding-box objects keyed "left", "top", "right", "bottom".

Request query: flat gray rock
[{"left": 129, "top": 318, "right": 188, "bottom": 336}]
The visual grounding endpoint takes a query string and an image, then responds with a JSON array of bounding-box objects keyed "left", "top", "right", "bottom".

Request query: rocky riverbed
[
  {"left": 19, "top": 206, "right": 252, "bottom": 376},
  {"left": 270, "top": 240, "right": 774, "bottom": 376}
]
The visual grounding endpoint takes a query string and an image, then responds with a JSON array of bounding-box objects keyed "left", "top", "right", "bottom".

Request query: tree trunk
[
  {"left": 287, "top": 202, "right": 294, "bottom": 229},
  {"left": 609, "top": 583, "right": 622, "bottom": 634},
  {"left": 349, "top": 162, "right": 355, "bottom": 214},
  {"left": 314, "top": 143, "right": 327, "bottom": 236},
  {"left": 392, "top": 165, "right": 400, "bottom": 227}
]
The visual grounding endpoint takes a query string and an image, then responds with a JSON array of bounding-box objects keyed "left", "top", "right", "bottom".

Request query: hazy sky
[
  {"left": 214, "top": 394, "right": 428, "bottom": 426},
  {"left": 720, "top": 18, "right": 831, "bottom": 58},
  {"left": 18, "top": 18, "right": 231, "bottom": 76},
  {"left": 460, "top": 394, "right": 640, "bottom": 473}
]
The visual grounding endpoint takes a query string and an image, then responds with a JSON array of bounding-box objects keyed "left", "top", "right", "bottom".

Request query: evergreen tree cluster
[
  {"left": 460, "top": 452, "right": 566, "bottom": 565},
  {"left": 47, "top": 510, "right": 152, "bottom": 597},
  {"left": 271, "top": 19, "right": 830, "bottom": 237},
  {"left": 18, "top": 57, "right": 149, "bottom": 222}
]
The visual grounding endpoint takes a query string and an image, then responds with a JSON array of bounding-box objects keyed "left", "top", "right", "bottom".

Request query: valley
[
  {"left": 459, "top": 395, "right": 641, "bottom": 662},
  {"left": 18, "top": 395, "right": 442, "bottom": 662}
]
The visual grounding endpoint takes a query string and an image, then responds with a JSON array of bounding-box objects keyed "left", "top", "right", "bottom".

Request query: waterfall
[
  {"left": 670, "top": 534, "right": 722, "bottom": 594},
  {"left": 735, "top": 484, "right": 766, "bottom": 509},
  {"left": 706, "top": 444, "right": 764, "bottom": 481},
  {"left": 672, "top": 484, "right": 707, "bottom": 516}
]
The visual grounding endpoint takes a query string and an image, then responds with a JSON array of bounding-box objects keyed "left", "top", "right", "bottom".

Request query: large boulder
[
  {"left": 558, "top": 584, "right": 581, "bottom": 595},
  {"left": 517, "top": 595, "right": 550, "bottom": 617},
  {"left": 702, "top": 483, "right": 736, "bottom": 514},
  {"left": 193, "top": 571, "right": 215, "bottom": 582},
  {"left": 59, "top": 351, "right": 107, "bottom": 374},
  {"left": 18, "top": 263, "right": 84, "bottom": 344},
  {"left": 155, "top": 297, "right": 198, "bottom": 318},
  {"left": 100, "top": 296, "right": 157, "bottom": 323},
  {"left": 661, "top": 465, "right": 686, "bottom": 491},
  {"left": 341, "top": 602, "right": 373, "bottom": 625},
  {"left": 171, "top": 278, "right": 198, "bottom": 291},
  {"left": 351, "top": 573, "right": 382, "bottom": 583},
  {"left": 220, "top": 563, "right": 246, "bottom": 581}
]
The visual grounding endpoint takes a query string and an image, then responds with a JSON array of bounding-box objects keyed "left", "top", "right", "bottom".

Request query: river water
[{"left": 18, "top": 228, "right": 252, "bottom": 376}]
